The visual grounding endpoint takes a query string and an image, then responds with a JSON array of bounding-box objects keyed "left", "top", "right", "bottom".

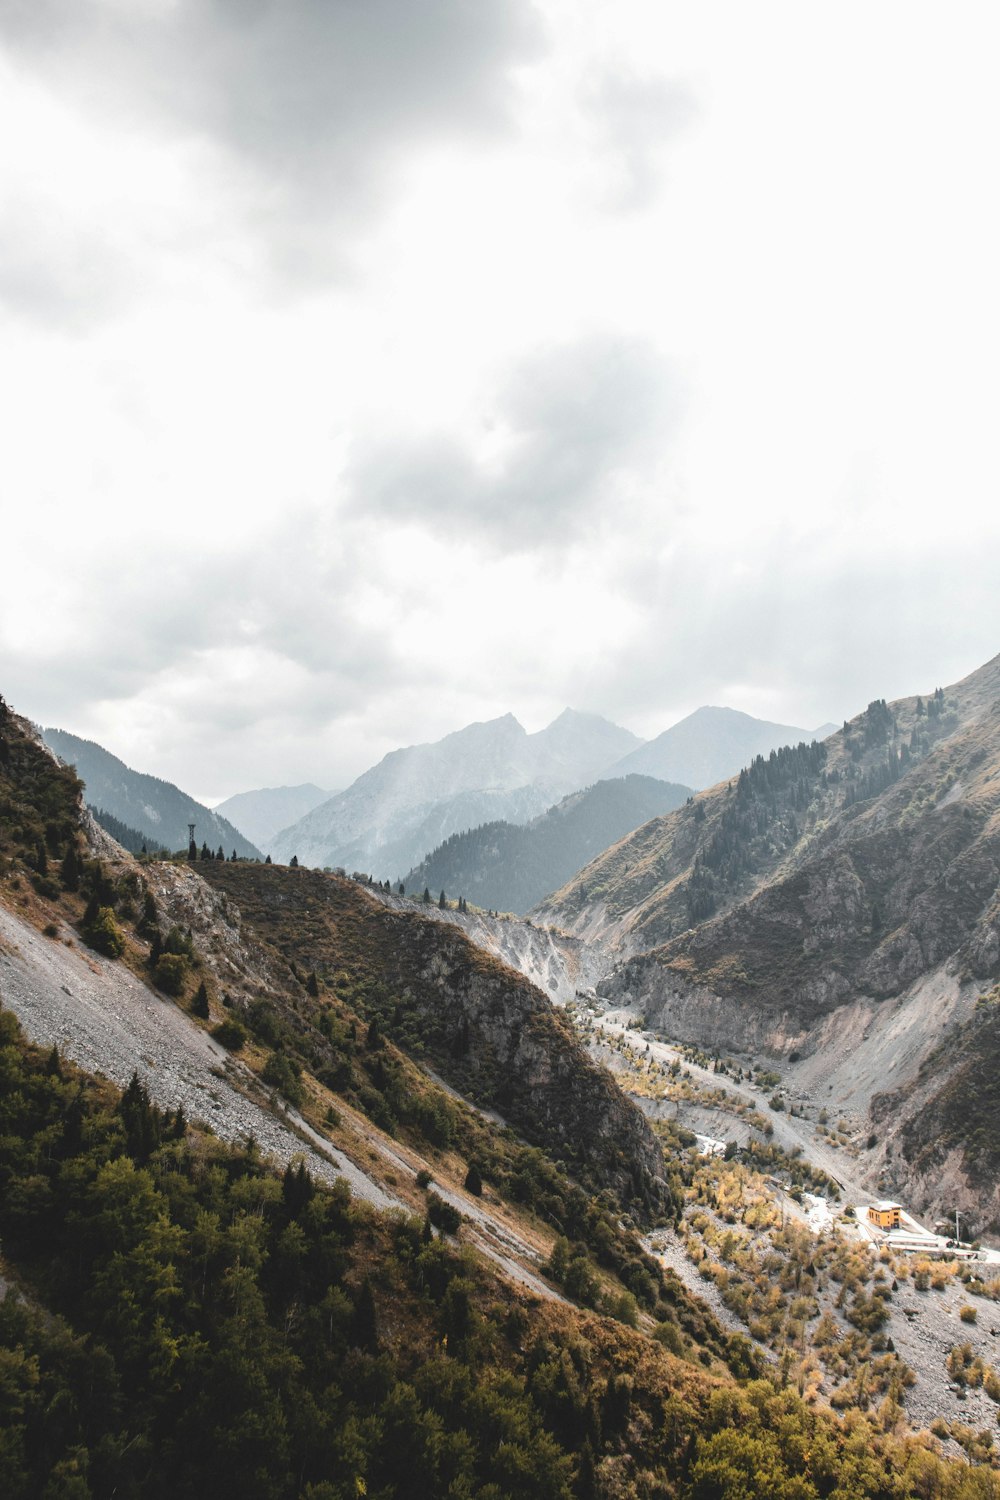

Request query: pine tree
[
  {"left": 290, "top": 855, "right": 299, "bottom": 868},
  {"left": 350, "top": 1277, "right": 379, "bottom": 1350},
  {"left": 423, "top": 886, "right": 431, "bottom": 904},
  {"left": 59, "top": 843, "right": 80, "bottom": 892},
  {"left": 265, "top": 854, "right": 272, "bottom": 864},
  {"left": 439, "top": 889, "right": 446, "bottom": 909},
  {"left": 398, "top": 882, "right": 405, "bottom": 896},
  {"left": 306, "top": 970, "right": 320, "bottom": 997},
  {"left": 192, "top": 980, "right": 210, "bottom": 1019},
  {"left": 216, "top": 845, "right": 224, "bottom": 861},
  {"left": 463, "top": 1163, "right": 482, "bottom": 1196},
  {"left": 138, "top": 889, "right": 158, "bottom": 938}
]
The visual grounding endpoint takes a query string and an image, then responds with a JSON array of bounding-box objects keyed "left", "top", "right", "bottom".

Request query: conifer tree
[
  {"left": 138, "top": 889, "right": 158, "bottom": 938},
  {"left": 192, "top": 980, "right": 210, "bottom": 1019},
  {"left": 350, "top": 1277, "right": 379, "bottom": 1350},
  {"left": 60, "top": 843, "right": 80, "bottom": 893},
  {"left": 306, "top": 971, "right": 320, "bottom": 998},
  {"left": 439, "top": 889, "right": 446, "bottom": 909}
]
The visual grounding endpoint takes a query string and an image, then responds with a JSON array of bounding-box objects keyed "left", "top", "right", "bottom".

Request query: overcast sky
[{"left": 2, "top": 1, "right": 999, "bottom": 801}]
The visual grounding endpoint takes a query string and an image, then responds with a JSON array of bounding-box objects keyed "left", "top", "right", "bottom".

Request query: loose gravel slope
[{"left": 0, "top": 902, "right": 397, "bottom": 1210}]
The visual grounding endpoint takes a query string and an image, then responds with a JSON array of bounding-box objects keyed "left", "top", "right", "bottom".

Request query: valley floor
[{"left": 564, "top": 994, "right": 1000, "bottom": 1452}]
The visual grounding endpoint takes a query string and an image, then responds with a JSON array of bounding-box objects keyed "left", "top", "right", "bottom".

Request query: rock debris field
[{"left": 0, "top": 903, "right": 397, "bottom": 1212}]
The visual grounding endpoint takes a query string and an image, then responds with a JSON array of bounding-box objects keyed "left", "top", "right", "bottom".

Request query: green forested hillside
[
  {"left": 404, "top": 775, "right": 691, "bottom": 915},
  {"left": 2, "top": 1015, "right": 997, "bottom": 1500}
]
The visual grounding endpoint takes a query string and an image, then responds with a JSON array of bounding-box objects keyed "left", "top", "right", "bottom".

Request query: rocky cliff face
[
  {"left": 200, "top": 862, "right": 672, "bottom": 1218},
  {"left": 603, "top": 697, "right": 1000, "bottom": 1046}
]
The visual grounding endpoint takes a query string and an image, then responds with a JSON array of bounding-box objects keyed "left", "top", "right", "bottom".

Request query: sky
[{"left": 2, "top": 0, "right": 999, "bottom": 802}]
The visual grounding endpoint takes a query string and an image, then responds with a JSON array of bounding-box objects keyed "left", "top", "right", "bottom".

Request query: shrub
[
  {"left": 463, "top": 1163, "right": 483, "bottom": 1196},
  {"left": 212, "top": 1018, "right": 247, "bottom": 1052},
  {"left": 960, "top": 1304, "right": 978, "bottom": 1324},
  {"left": 426, "top": 1191, "right": 462, "bottom": 1236},
  {"left": 262, "top": 1051, "right": 304, "bottom": 1107},
  {"left": 82, "top": 906, "right": 126, "bottom": 959},
  {"left": 153, "top": 953, "right": 188, "bottom": 996}
]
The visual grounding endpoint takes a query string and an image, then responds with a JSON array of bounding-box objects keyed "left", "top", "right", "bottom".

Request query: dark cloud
[
  {"left": 350, "top": 334, "right": 681, "bottom": 549},
  {"left": 0, "top": 0, "right": 541, "bottom": 268},
  {"left": 583, "top": 66, "right": 697, "bottom": 211}
]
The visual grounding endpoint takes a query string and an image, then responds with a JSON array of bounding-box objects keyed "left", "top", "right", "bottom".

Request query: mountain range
[
  {"left": 267, "top": 704, "right": 833, "bottom": 879},
  {"left": 268, "top": 708, "right": 643, "bottom": 876},
  {"left": 42, "top": 727, "right": 261, "bottom": 860}
]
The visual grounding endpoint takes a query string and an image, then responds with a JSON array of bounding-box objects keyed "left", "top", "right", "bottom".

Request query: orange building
[{"left": 867, "top": 1201, "right": 902, "bottom": 1231}]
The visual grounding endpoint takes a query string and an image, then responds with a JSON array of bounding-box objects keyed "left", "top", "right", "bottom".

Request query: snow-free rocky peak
[{"left": 268, "top": 709, "right": 641, "bottom": 877}]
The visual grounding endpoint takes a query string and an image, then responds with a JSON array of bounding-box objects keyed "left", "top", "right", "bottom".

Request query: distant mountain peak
[
  {"left": 269, "top": 707, "right": 643, "bottom": 876},
  {"left": 603, "top": 705, "right": 827, "bottom": 792}
]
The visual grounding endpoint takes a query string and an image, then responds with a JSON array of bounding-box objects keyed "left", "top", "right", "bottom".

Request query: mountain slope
[
  {"left": 198, "top": 858, "right": 671, "bottom": 1217},
  {"left": 536, "top": 682, "right": 978, "bottom": 957},
  {"left": 404, "top": 774, "right": 692, "bottom": 915},
  {"left": 605, "top": 704, "right": 832, "bottom": 789},
  {"left": 43, "top": 727, "right": 261, "bottom": 858},
  {"left": 6, "top": 689, "right": 1000, "bottom": 1488},
  {"left": 213, "top": 782, "right": 333, "bottom": 848},
  {"left": 584, "top": 650, "right": 1000, "bottom": 1229},
  {"left": 269, "top": 708, "right": 642, "bottom": 877},
  {"left": 4, "top": 1016, "right": 986, "bottom": 1500}
]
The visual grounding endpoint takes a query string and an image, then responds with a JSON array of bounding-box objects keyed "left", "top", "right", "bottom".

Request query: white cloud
[{"left": 2, "top": 0, "right": 1000, "bottom": 798}]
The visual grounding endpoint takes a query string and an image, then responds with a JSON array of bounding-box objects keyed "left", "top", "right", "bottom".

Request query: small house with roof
[{"left": 867, "top": 1201, "right": 902, "bottom": 1231}]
